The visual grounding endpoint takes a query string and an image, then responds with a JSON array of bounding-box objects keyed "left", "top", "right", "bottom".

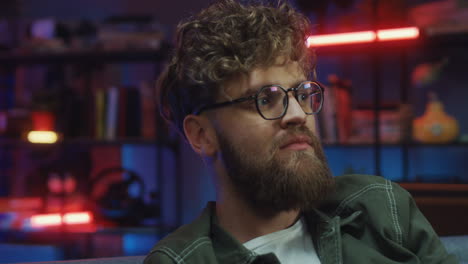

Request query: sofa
[
  {"left": 10, "top": 236, "right": 468, "bottom": 264},
  {"left": 14, "top": 256, "right": 145, "bottom": 264},
  {"left": 440, "top": 236, "right": 468, "bottom": 263}
]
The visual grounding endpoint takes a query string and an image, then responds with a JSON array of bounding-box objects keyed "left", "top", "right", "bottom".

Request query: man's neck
[{"left": 215, "top": 193, "right": 300, "bottom": 244}]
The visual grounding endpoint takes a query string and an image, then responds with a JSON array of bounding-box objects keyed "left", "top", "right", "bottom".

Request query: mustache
[{"left": 272, "top": 126, "right": 319, "bottom": 151}]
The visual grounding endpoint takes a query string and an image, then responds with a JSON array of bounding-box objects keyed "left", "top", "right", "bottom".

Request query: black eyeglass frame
[{"left": 192, "top": 81, "right": 325, "bottom": 120}]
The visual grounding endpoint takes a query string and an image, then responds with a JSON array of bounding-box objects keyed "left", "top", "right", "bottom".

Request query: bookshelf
[
  {"left": 314, "top": 26, "right": 468, "bottom": 235},
  {"left": 0, "top": 44, "right": 183, "bottom": 239},
  {"left": 315, "top": 27, "right": 468, "bottom": 183}
]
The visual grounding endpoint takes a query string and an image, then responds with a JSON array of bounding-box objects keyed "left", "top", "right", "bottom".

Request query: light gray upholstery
[
  {"left": 14, "top": 256, "right": 145, "bottom": 264},
  {"left": 441, "top": 236, "right": 468, "bottom": 264}
]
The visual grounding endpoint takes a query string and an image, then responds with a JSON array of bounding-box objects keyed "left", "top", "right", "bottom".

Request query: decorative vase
[{"left": 413, "top": 92, "right": 459, "bottom": 143}]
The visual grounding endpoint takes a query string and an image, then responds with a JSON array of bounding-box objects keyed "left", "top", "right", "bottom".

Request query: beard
[{"left": 218, "top": 126, "right": 335, "bottom": 217}]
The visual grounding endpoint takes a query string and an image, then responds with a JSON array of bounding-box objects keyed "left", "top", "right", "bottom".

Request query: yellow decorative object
[{"left": 413, "top": 92, "right": 459, "bottom": 143}]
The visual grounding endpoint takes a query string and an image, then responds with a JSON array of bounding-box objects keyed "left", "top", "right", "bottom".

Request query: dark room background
[{"left": 1, "top": 0, "right": 468, "bottom": 262}]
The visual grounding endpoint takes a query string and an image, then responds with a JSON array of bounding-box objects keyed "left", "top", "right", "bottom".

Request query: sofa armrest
[
  {"left": 14, "top": 255, "right": 145, "bottom": 264},
  {"left": 441, "top": 235, "right": 468, "bottom": 264}
]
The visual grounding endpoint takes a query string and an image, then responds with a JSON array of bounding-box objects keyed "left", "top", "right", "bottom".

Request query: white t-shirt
[{"left": 243, "top": 218, "right": 321, "bottom": 264}]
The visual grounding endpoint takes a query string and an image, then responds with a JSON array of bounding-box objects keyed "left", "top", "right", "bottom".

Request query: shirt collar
[
  {"left": 204, "top": 202, "right": 256, "bottom": 264},
  {"left": 206, "top": 201, "right": 362, "bottom": 264}
]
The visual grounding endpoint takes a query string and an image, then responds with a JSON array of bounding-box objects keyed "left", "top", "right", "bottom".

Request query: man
[{"left": 145, "top": 0, "right": 457, "bottom": 263}]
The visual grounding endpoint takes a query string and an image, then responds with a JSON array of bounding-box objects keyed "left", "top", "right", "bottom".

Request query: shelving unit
[
  {"left": 316, "top": 27, "right": 468, "bottom": 182},
  {"left": 315, "top": 25, "right": 468, "bottom": 235},
  {"left": 0, "top": 44, "right": 182, "bottom": 256}
]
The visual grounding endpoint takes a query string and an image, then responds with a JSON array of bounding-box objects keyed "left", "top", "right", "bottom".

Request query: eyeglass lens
[{"left": 256, "top": 82, "right": 322, "bottom": 119}]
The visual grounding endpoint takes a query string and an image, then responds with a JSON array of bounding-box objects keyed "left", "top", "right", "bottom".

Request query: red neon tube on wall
[
  {"left": 307, "top": 31, "right": 376, "bottom": 47},
  {"left": 30, "top": 211, "right": 93, "bottom": 228},
  {"left": 30, "top": 213, "right": 62, "bottom": 227},
  {"left": 63, "top": 212, "right": 92, "bottom": 225},
  {"left": 377, "top": 27, "right": 420, "bottom": 41},
  {"left": 307, "top": 27, "right": 419, "bottom": 47}
]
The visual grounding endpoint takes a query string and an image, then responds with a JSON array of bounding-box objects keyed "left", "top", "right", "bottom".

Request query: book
[
  {"left": 95, "top": 89, "right": 106, "bottom": 139},
  {"left": 105, "top": 87, "right": 119, "bottom": 140},
  {"left": 125, "top": 87, "right": 141, "bottom": 138},
  {"left": 140, "top": 82, "right": 156, "bottom": 139}
]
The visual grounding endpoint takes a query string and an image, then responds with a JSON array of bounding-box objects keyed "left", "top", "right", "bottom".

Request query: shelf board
[
  {"left": 399, "top": 182, "right": 468, "bottom": 199},
  {"left": 403, "top": 142, "right": 468, "bottom": 147},
  {"left": 0, "top": 138, "right": 177, "bottom": 148},
  {"left": 4, "top": 139, "right": 465, "bottom": 148},
  {"left": 323, "top": 142, "right": 468, "bottom": 148},
  {"left": 0, "top": 44, "right": 171, "bottom": 65},
  {"left": 399, "top": 182, "right": 468, "bottom": 192}
]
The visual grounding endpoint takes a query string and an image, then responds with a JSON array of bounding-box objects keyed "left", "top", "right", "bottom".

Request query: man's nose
[{"left": 279, "top": 93, "right": 307, "bottom": 128}]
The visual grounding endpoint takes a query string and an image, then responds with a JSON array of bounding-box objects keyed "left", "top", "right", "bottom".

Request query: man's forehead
[{"left": 223, "top": 60, "right": 305, "bottom": 98}]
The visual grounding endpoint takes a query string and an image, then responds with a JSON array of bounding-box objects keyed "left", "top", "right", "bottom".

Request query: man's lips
[{"left": 279, "top": 136, "right": 313, "bottom": 150}]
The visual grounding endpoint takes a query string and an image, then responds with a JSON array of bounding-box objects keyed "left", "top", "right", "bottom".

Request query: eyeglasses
[{"left": 193, "top": 81, "right": 325, "bottom": 120}]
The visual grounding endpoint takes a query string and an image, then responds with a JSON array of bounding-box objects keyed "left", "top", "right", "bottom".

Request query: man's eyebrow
[
  {"left": 237, "top": 86, "right": 264, "bottom": 98},
  {"left": 291, "top": 81, "right": 305, "bottom": 89},
  {"left": 237, "top": 81, "right": 306, "bottom": 98}
]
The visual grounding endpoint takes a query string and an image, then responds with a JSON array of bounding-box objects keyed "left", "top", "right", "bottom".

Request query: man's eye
[
  {"left": 298, "top": 93, "right": 309, "bottom": 101},
  {"left": 258, "top": 97, "right": 271, "bottom": 106}
]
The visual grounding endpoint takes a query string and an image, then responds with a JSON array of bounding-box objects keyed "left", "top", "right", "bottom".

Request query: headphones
[{"left": 89, "top": 167, "right": 147, "bottom": 226}]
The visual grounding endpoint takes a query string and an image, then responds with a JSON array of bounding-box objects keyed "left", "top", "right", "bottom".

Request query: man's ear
[{"left": 183, "top": 115, "right": 218, "bottom": 157}]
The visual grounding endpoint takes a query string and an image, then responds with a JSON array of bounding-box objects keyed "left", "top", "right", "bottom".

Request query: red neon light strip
[
  {"left": 307, "top": 31, "right": 376, "bottom": 47},
  {"left": 31, "top": 213, "right": 62, "bottom": 227},
  {"left": 63, "top": 212, "right": 92, "bottom": 224},
  {"left": 377, "top": 27, "right": 419, "bottom": 41},
  {"left": 307, "top": 27, "right": 419, "bottom": 47},
  {"left": 30, "top": 211, "right": 93, "bottom": 227}
]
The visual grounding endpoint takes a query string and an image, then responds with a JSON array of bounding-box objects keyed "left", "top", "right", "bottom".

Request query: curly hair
[{"left": 158, "top": 0, "right": 316, "bottom": 136}]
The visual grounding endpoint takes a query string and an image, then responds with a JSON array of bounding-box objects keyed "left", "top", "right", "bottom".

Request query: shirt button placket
[{"left": 318, "top": 216, "right": 343, "bottom": 264}]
